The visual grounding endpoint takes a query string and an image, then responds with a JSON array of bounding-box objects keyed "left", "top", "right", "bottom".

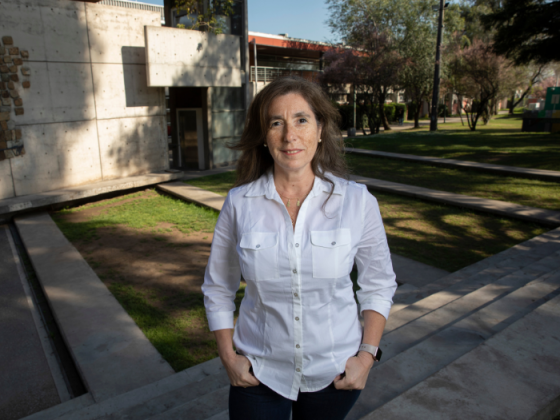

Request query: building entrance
[{"left": 177, "top": 109, "right": 205, "bottom": 170}]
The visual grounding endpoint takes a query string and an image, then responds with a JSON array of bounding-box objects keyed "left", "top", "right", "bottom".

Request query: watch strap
[{"left": 358, "top": 343, "right": 382, "bottom": 362}]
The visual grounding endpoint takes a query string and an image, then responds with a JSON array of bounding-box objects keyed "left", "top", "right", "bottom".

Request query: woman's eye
[
  {"left": 271, "top": 121, "right": 281, "bottom": 127},
  {"left": 299, "top": 118, "right": 307, "bottom": 123}
]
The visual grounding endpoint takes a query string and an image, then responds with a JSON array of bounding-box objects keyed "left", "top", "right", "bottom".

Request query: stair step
[
  {"left": 147, "top": 385, "right": 230, "bottom": 420},
  {"left": 21, "top": 394, "right": 94, "bottom": 420},
  {"left": 362, "top": 291, "right": 560, "bottom": 419},
  {"left": 390, "top": 228, "right": 560, "bottom": 313},
  {"left": 386, "top": 251, "right": 560, "bottom": 336},
  {"left": 52, "top": 357, "right": 226, "bottom": 420},
  {"left": 347, "top": 269, "right": 560, "bottom": 419}
]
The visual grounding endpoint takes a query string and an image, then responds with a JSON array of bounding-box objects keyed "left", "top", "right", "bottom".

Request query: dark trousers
[{"left": 229, "top": 382, "right": 361, "bottom": 420}]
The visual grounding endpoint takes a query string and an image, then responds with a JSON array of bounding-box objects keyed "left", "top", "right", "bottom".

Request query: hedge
[{"left": 335, "top": 103, "right": 407, "bottom": 130}]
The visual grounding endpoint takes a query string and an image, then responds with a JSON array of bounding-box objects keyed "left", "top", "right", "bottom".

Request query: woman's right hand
[{"left": 222, "top": 353, "right": 260, "bottom": 388}]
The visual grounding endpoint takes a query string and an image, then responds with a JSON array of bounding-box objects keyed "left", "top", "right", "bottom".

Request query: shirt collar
[{"left": 245, "top": 168, "right": 343, "bottom": 199}]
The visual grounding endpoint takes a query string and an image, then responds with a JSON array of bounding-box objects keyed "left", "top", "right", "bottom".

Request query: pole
[
  {"left": 353, "top": 86, "right": 357, "bottom": 129},
  {"left": 430, "top": 0, "right": 445, "bottom": 131},
  {"left": 253, "top": 39, "right": 258, "bottom": 91}
]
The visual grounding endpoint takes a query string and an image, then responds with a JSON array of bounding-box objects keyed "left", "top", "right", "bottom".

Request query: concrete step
[
  {"left": 383, "top": 252, "right": 560, "bottom": 353},
  {"left": 49, "top": 357, "right": 226, "bottom": 420},
  {"left": 361, "top": 291, "right": 560, "bottom": 419},
  {"left": 22, "top": 394, "right": 95, "bottom": 420},
  {"left": 146, "top": 385, "right": 229, "bottom": 420},
  {"left": 390, "top": 227, "right": 560, "bottom": 314},
  {"left": 387, "top": 250, "right": 560, "bottom": 336},
  {"left": 348, "top": 269, "right": 560, "bottom": 419}
]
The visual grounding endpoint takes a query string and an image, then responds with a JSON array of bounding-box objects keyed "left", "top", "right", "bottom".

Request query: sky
[{"left": 132, "top": 0, "right": 335, "bottom": 42}]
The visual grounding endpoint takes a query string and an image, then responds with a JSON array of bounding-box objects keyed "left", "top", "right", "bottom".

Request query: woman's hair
[{"left": 230, "top": 76, "right": 347, "bottom": 190}]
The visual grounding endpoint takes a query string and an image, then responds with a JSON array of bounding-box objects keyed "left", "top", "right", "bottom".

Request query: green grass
[
  {"left": 185, "top": 171, "right": 237, "bottom": 196},
  {"left": 107, "top": 282, "right": 246, "bottom": 371},
  {"left": 346, "top": 114, "right": 560, "bottom": 170},
  {"left": 184, "top": 172, "right": 548, "bottom": 272},
  {"left": 53, "top": 190, "right": 219, "bottom": 242},
  {"left": 346, "top": 154, "right": 560, "bottom": 211}
]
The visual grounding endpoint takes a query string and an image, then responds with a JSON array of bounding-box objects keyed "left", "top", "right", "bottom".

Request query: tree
[
  {"left": 446, "top": 39, "right": 509, "bottom": 130},
  {"left": 327, "top": 0, "right": 463, "bottom": 129},
  {"left": 173, "top": 0, "right": 235, "bottom": 34},
  {"left": 504, "top": 63, "right": 547, "bottom": 113},
  {"left": 321, "top": 32, "right": 405, "bottom": 134},
  {"left": 481, "top": 0, "right": 560, "bottom": 65}
]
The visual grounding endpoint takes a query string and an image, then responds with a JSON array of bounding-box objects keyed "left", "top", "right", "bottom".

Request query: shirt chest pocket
[
  {"left": 310, "top": 229, "right": 352, "bottom": 279},
  {"left": 239, "top": 232, "right": 279, "bottom": 281}
]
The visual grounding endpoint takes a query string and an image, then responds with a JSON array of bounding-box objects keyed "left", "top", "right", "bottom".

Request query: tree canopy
[{"left": 482, "top": 0, "right": 560, "bottom": 64}]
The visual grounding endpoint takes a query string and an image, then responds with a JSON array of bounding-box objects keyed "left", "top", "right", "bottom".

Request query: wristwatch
[{"left": 358, "top": 343, "right": 382, "bottom": 362}]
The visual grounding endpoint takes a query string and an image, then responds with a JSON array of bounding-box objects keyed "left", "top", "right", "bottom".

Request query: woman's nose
[{"left": 284, "top": 124, "right": 297, "bottom": 142}]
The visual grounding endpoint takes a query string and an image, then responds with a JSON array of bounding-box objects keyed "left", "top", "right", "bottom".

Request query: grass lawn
[
  {"left": 51, "top": 190, "right": 242, "bottom": 372},
  {"left": 186, "top": 172, "right": 548, "bottom": 272},
  {"left": 345, "top": 114, "right": 560, "bottom": 171},
  {"left": 345, "top": 154, "right": 560, "bottom": 211}
]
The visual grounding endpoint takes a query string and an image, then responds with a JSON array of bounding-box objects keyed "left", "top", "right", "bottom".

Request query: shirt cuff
[
  {"left": 206, "top": 311, "right": 234, "bottom": 331},
  {"left": 359, "top": 299, "right": 393, "bottom": 320}
]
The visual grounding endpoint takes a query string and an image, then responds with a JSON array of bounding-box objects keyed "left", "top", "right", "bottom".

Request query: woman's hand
[
  {"left": 333, "top": 352, "right": 374, "bottom": 390},
  {"left": 222, "top": 352, "right": 261, "bottom": 388}
]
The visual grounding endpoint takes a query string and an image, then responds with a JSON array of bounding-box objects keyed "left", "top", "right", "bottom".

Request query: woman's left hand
[{"left": 333, "top": 352, "right": 374, "bottom": 390}]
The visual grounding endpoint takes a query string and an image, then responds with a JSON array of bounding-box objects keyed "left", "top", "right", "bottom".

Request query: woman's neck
[{"left": 273, "top": 164, "right": 315, "bottom": 197}]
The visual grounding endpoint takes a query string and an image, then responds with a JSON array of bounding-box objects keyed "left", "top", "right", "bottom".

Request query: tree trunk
[
  {"left": 379, "top": 99, "right": 391, "bottom": 131},
  {"left": 414, "top": 102, "right": 422, "bottom": 128},
  {"left": 508, "top": 93, "right": 515, "bottom": 114}
]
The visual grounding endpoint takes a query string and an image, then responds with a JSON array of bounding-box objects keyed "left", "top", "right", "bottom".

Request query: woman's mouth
[{"left": 281, "top": 149, "right": 302, "bottom": 155}]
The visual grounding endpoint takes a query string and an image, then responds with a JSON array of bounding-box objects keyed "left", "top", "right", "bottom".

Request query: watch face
[{"left": 376, "top": 348, "right": 382, "bottom": 362}]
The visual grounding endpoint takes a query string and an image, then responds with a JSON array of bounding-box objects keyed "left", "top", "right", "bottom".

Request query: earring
[
  {"left": 264, "top": 143, "right": 267, "bottom": 148},
  {"left": 318, "top": 139, "right": 322, "bottom": 143}
]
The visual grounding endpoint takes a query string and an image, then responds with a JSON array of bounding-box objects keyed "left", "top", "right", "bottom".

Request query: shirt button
[
  {"left": 296, "top": 368, "right": 301, "bottom": 372},
  {"left": 295, "top": 317, "right": 299, "bottom": 321},
  {"left": 295, "top": 243, "right": 299, "bottom": 247},
  {"left": 293, "top": 269, "right": 297, "bottom": 274},
  {"left": 331, "top": 241, "right": 336, "bottom": 246},
  {"left": 296, "top": 344, "right": 300, "bottom": 348},
  {"left": 294, "top": 293, "right": 299, "bottom": 297},
  {"left": 256, "top": 244, "right": 260, "bottom": 248}
]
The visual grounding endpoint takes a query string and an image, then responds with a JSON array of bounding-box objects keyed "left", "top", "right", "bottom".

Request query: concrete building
[{"left": 0, "top": 0, "right": 249, "bottom": 203}]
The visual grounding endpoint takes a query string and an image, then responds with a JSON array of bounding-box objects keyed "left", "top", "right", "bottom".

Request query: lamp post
[{"left": 429, "top": 0, "right": 448, "bottom": 131}]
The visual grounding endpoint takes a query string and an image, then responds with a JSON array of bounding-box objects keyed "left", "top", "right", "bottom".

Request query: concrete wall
[
  {"left": 0, "top": 0, "right": 167, "bottom": 199},
  {"left": 145, "top": 26, "right": 242, "bottom": 88}
]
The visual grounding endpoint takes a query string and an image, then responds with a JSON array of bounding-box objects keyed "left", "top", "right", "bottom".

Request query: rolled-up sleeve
[
  {"left": 354, "top": 187, "right": 397, "bottom": 320},
  {"left": 202, "top": 192, "right": 241, "bottom": 331}
]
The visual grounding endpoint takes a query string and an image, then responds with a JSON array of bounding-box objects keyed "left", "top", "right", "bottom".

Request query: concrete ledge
[
  {"left": 364, "top": 292, "right": 560, "bottom": 420},
  {"left": 351, "top": 174, "right": 560, "bottom": 226},
  {"left": 22, "top": 394, "right": 94, "bottom": 420},
  {"left": 158, "top": 183, "right": 225, "bottom": 212},
  {"left": 0, "top": 171, "right": 186, "bottom": 220},
  {"left": 15, "top": 213, "right": 174, "bottom": 403},
  {"left": 345, "top": 148, "right": 560, "bottom": 183}
]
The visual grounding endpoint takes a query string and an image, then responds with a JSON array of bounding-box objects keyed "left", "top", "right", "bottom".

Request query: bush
[
  {"left": 438, "top": 103, "right": 450, "bottom": 117},
  {"left": 334, "top": 102, "right": 407, "bottom": 129}
]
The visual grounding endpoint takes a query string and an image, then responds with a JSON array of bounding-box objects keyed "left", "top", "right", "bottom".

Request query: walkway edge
[
  {"left": 350, "top": 175, "right": 560, "bottom": 227},
  {"left": 345, "top": 148, "right": 560, "bottom": 182},
  {"left": 15, "top": 213, "right": 175, "bottom": 403}
]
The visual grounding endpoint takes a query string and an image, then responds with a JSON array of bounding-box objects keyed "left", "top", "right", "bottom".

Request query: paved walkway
[
  {"left": 0, "top": 171, "right": 185, "bottom": 221},
  {"left": 0, "top": 225, "right": 61, "bottom": 420},
  {"left": 341, "top": 117, "right": 465, "bottom": 137},
  {"left": 157, "top": 183, "right": 450, "bottom": 287},
  {"left": 350, "top": 174, "right": 560, "bottom": 227},
  {"left": 345, "top": 148, "right": 560, "bottom": 182}
]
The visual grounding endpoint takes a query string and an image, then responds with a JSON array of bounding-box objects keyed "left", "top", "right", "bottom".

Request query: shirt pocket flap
[
  {"left": 310, "top": 229, "right": 351, "bottom": 249},
  {"left": 240, "top": 232, "right": 278, "bottom": 250}
]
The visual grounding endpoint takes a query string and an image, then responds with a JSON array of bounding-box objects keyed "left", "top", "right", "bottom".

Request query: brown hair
[{"left": 230, "top": 76, "right": 347, "bottom": 192}]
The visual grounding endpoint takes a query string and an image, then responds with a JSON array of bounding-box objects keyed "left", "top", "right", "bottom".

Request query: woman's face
[{"left": 265, "top": 92, "right": 322, "bottom": 176}]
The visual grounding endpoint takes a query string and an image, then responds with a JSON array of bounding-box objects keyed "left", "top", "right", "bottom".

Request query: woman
[{"left": 202, "top": 76, "right": 397, "bottom": 420}]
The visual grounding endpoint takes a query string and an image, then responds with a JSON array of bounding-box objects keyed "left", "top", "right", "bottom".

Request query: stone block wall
[{"left": 0, "top": 0, "right": 167, "bottom": 200}]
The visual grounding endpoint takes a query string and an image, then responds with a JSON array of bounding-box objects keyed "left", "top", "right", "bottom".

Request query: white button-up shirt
[{"left": 202, "top": 170, "right": 397, "bottom": 400}]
